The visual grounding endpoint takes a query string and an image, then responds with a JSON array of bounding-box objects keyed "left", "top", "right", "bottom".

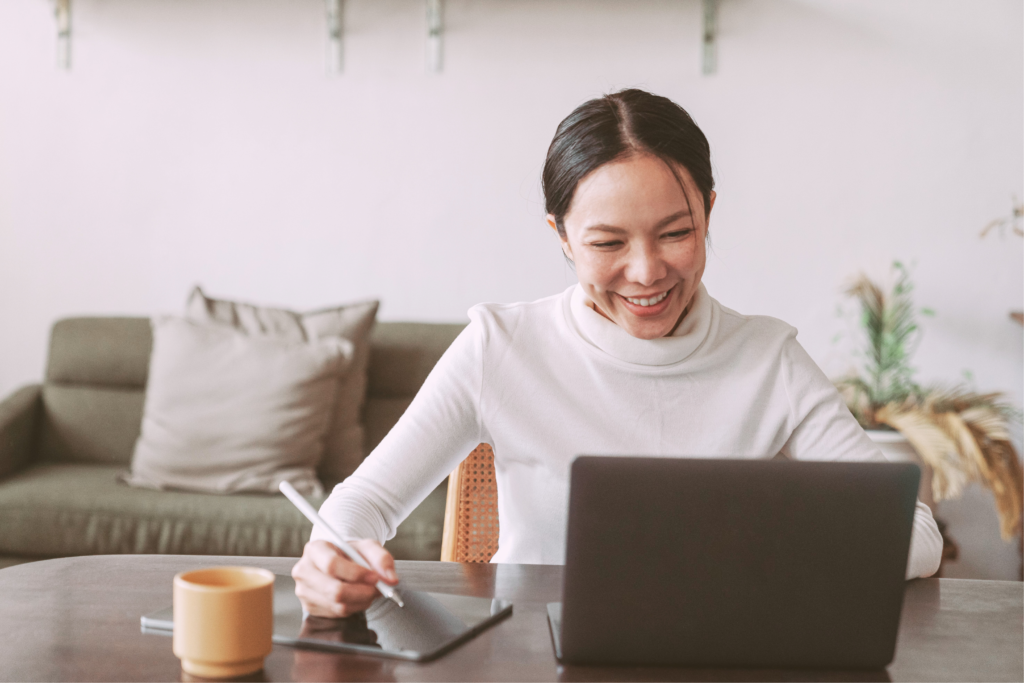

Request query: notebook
[{"left": 548, "top": 456, "right": 919, "bottom": 669}]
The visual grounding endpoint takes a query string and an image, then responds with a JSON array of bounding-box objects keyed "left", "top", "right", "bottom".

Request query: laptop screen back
[{"left": 559, "top": 457, "right": 920, "bottom": 668}]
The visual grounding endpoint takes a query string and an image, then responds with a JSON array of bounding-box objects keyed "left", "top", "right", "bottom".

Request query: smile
[{"left": 623, "top": 291, "right": 669, "bottom": 307}]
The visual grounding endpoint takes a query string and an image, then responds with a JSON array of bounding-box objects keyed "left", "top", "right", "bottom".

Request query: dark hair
[{"left": 542, "top": 89, "right": 714, "bottom": 239}]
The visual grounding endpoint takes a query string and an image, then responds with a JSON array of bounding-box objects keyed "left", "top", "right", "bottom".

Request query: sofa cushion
[
  {"left": 361, "top": 322, "right": 464, "bottom": 461},
  {"left": 367, "top": 323, "right": 466, "bottom": 401},
  {"left": 0, "top": 464, "right": 448, "bottom": 560},
  {"left": 40, "top": 318, "right": 152, "bottom": 465},
  {"left": 0, "top": 385, "right": 41, "bottom": 480},
  {"left": 38, "top": 385, "right": 145, "bottom": 465},
  {"left": 187, "top": 288, "right": 379, "bottom": 485},
  {"left": 37, "top": 318, "right": 466, "bottom": 466},
  {"left": 123, "top": 317, "right": 351, "bottom": 496},
  {"left": 46, "top": 317, "right": 152, "bottom": 387},
  {"left": 0, "top": 463, "right": 322, "bottom": 557},
  {"left": 363, "top": 397, "right": 414, "bottom": 455}
]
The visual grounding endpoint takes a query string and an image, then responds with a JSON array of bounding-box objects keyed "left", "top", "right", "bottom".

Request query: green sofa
[{"left": 0, "top": 317, "right": 465, "bottom": 567}]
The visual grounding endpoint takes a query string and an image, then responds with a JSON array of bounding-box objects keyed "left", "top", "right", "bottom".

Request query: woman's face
[{"left": 551, "top": 153, "right": 715, "bottom": 340}]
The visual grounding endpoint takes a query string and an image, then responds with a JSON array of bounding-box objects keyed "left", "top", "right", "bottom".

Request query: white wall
[{"left": 1, "top": 0, "right": 1021, "bottom": 577}]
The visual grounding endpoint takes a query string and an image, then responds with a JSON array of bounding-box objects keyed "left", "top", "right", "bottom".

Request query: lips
[
  {"left": 616, "top": 286, "right": 675, "bottom": 317},
  {"left": 624, "top": 291, "right": 668, "bottom": 307}
]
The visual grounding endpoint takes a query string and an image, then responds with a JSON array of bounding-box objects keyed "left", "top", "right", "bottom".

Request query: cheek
[
  {"left": 669, "top": 240, "right": 702, "bottom": 272},
  {"left": 575, "top": 251, "right": 621, "bottom": 290}
]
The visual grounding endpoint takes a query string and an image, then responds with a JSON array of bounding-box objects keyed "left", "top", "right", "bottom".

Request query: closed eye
[{"left": 662, "top": 229, "right": 694, "bottom": 240}]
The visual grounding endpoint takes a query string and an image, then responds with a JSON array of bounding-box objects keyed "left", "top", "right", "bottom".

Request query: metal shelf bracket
[
  {"left": 54, "top": 0, "right": 71, "bottom": 69},
  {"left": 702, "top": 0, "right": 717, "bottom": 75},
  {"left": 426, "top": 0, "right": 443, "bottom": 73},
  {"left": 325, "top": 0, "right": 343, "bottom": 74}
]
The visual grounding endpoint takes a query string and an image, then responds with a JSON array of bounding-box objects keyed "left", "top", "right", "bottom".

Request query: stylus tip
[{"left": 390, "top": 590, "right": 405, "bottom": 608}]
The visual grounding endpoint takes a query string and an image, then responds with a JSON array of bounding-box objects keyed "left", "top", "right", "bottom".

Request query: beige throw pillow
[
  {"left": 185, "top": 287, "right": 379, "bottom": 485},
  {"left": 122, "top": 317, "right": 352, "bottom": 495}
]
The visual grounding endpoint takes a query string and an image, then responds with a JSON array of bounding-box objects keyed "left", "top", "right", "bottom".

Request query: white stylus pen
[{"left": 279, "top": 481, "right": 404, "bottom": 608}]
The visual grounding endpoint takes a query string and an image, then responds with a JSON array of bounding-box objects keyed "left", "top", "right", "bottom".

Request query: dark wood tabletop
[{"left": 0, "top": 555, "right": 1020, "bottom": 682}]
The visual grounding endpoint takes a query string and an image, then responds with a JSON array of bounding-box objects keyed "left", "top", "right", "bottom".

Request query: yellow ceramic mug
[{"left": 172, "top": 566, "right": 275, "bottom": 679}]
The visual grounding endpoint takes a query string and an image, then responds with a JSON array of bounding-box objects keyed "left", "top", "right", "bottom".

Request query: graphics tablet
[{"left": 142, "top": 574, "right": 512, "bottom": 662}]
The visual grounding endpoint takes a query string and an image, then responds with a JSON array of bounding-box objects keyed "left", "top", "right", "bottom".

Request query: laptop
[{"left": 547, "top": 456, "right": 920, "bottom": 669}]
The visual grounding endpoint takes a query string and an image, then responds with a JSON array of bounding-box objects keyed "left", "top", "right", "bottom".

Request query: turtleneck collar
[{"left": 566, "top": 282, "right": 714, "bottom": 367}]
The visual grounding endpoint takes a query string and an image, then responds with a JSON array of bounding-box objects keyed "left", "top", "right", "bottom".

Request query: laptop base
[{"left": 546, "top": 602, "right": 564, "bottom": 661}]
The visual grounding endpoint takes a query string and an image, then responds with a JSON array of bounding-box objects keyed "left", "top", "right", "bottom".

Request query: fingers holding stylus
[
  {"left": 351, "top": 538, "right": 400, "bottom": 585},
  {"left": 279, "top": 481, "right": 403, "bottom": 608},
  {"left": 315, "top": 540, "right": 382, "bottom": 583},
  {"left": 293, "top": 540, "right": 383, "bottom": 617}
]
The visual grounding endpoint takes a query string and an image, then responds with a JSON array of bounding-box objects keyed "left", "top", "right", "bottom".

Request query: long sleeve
[
  {"left": 312, "top": 318, "right": 487, "bottom": 545},
  {"left": 312, "top": 285, "right": 946, "bottom": 574},
  {"left": 779, "top": 337, "right": 943, "bottom": 580}
]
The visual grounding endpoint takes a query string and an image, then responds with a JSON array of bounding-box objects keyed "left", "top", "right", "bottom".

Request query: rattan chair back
[{"left": 440, "top": 443, "right": 499, "bottom": 562}]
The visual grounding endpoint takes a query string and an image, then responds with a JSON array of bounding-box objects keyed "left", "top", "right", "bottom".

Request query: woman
[{"left": 294, "top": 89, "right": 943, "bottom": 617}]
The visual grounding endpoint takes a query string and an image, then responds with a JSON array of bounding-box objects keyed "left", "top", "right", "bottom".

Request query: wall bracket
[
  {"left": 426, "top": 0, "right": 443, "bottom": 73},
  {"left": 702, "top": 0, "right": 717, "bottom": 75},
  {"left": 54, "top": 0, "right": 71, "bottom": 69},
  {"left": 325, "top": 0, "right": 343, "bottom": 74}
]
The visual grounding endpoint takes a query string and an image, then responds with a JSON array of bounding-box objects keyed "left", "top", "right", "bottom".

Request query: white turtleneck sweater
[{"left": 314, "top": 284, "right": 943, "bottom": 579}]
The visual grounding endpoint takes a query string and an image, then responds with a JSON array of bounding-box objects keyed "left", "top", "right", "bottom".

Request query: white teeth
[{"left": 625, "top": 291, "right": 668, "bottom": 307}]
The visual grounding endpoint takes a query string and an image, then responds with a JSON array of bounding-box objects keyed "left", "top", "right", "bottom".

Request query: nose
[{"left": 624, "top": 243, "right": 667, "bottom": 287}]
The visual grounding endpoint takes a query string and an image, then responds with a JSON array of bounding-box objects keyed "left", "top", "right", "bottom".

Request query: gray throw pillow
[
  {"left": 185, "top": 287, "right": 379, "bottom": 485},
  {"left": 122, "top": 317, "right": 352, "bottom": 495}
]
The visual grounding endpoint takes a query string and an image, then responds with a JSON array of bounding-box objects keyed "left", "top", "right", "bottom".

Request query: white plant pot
[{"left": 865, "top": 429, "right": 934, "bottom": 510}]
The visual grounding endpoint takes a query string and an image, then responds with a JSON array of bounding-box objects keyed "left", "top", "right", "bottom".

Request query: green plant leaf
[{"left": 838, "top": 262, "right": 927, "bottom": 408}]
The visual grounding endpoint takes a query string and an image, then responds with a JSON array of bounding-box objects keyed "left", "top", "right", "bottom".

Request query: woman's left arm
[{"left": 778, "top": 337, "right": 942, "bottom": 580}]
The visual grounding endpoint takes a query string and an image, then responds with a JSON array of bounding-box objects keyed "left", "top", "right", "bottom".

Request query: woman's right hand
[{"left": 292, "top": 539, "right": 399, "bottom": 618}]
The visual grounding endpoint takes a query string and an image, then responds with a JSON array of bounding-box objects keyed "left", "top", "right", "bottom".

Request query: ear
[
  {"left": 548, "top": 214, "right": 574, "bottom": 260},
  {"left": 703, "top": 190, "right": 717, "bottom": 239}
]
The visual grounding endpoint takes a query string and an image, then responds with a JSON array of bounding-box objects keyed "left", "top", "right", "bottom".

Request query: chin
[
  {"left": 617, "top": 301, "right": 687, "bottom": 340},
  {"left": 629, "top": 329, "right": 665, "bottom": 341},
  {"left": 622, "top": 318, "right": 676, "bottom": 340}
]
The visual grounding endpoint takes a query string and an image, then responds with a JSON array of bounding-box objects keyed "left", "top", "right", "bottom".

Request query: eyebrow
[{"left": 583, "top": 209, "right": 692, "bottom": 234}]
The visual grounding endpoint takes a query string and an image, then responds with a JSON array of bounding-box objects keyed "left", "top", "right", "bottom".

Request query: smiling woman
[
  {"left": 291, "top": 89, "right": 944, "bottom": 619},
  {"left": 543, "top": 90, "right": 716, "bottom": 340},
  {"left": 554, "top": 154, "right": 710, "bottom": 339}
]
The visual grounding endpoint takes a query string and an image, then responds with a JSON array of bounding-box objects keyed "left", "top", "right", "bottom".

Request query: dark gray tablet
[
  {"left": 548, "top": 457, "right": 920, "bottom": 669},
  {"left": 142, "top": 575, "right": 512, "bottom": 662}
]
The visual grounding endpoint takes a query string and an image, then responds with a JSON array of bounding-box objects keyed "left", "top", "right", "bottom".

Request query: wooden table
[{"left": 0, "top": 555, "right": 1020, "bottom": 682}]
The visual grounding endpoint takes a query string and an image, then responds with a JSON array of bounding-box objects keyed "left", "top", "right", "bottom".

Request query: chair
[{"left": 440, "top": 444, "right": 499, "bottom": 562}]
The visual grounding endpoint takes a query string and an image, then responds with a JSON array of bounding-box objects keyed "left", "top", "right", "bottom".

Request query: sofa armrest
[{"left": 0, "top": 385, "right": 41, "bottom": 481}]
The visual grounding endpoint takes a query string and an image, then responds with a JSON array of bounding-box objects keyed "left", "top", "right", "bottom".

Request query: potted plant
[{"left": 834, "top": 262, "right": 1023, "bottom": 568}]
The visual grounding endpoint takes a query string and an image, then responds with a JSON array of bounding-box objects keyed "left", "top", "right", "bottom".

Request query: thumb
[{"left": 352, "top": 539, "right": 398, "bottom": 585}]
